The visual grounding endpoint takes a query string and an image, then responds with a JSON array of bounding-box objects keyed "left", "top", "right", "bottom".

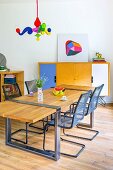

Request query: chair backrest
[
  {"left": 25, "top": 79, "right": 37, "bottom": 94},
  {"left": 70, "top": 90, "right": 92, "bottom": 128},
  {"left": 86, "top": 84, "right": 104, "bottom": 115},
  {"left": 2, "top": 83, "right": 22, "bottom": 100}
]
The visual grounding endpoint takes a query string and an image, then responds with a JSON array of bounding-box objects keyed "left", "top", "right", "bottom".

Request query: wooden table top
[{"left": 0, "top": 88, "right": 87, "bottom": 123}]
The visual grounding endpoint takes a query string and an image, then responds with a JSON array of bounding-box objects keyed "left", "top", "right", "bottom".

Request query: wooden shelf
[{"left": 0, "top": 70, "right": 24, "bottom": 102}]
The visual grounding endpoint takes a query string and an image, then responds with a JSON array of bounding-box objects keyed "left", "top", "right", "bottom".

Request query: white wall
[{"left": 0, "top": 0, "right": 113, "bottom": 102}]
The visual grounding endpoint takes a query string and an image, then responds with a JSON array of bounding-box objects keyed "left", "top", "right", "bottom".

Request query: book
[
  {"left": 5, "top": 74, "right": 16, "bottom": 78},
  {"left": 93, "top": 60, "right": 106, "bottom": 63},
  {"left": 92, "top": 57, "right": 106, "bottom": 62}
]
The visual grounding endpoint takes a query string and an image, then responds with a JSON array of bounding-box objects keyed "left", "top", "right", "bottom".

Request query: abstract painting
[{"left": 58, "top": 34, "right": 89, "bottom": 62}]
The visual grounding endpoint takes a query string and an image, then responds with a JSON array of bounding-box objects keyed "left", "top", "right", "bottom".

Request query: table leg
[
  {"left": 5, "top": 114, "right": 61, "bottom": 161},
  {"left": 54, "top": 108, "right": 61, "bottom": 160},
  {"left": 6, "top": 118, "right": 11, "bottom": 144}
]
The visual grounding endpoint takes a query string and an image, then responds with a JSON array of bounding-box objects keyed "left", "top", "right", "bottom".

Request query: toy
[
  {"left": 53, "top": 87, "right": 65, "bottom": 96},
  {"left": 96, "top": 52, "right": 103, "bottom": 59},
  {"left": 16, "top": 0, "right": 51, "bottom": 41},
  {"left": 92, "top": 52, "right": 106, "bottom": 62}
]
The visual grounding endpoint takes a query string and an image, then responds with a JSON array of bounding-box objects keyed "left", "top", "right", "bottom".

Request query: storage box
[{"left": 4, "top": 77, "right": 16, "bottom": 84}]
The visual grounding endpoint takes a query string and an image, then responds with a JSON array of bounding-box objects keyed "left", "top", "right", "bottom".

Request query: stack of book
[
  {"left": 92, "top": 58, "right": 106, "bottom": 63},
  {"left": 4, "top": 74, "right": 16, "bottom": 84}
]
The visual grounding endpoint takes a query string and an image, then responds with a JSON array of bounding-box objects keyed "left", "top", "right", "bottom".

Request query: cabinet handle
[
  {"left": 91, "top": 76, "right": 93, "bottom": 83},
  {"left": 54, "top": 76, "right": 56, "bottom": 83}
]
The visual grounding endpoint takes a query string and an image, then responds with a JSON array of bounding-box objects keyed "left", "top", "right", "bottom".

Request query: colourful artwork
[
  {"left": 58, "top": 34, "right": 88, "bottom": 62},
  {"left": 16, "top": 0, "right": 51, "bottom": 41},
  {"left": 66, "top": 40, "right": 82, "bottom": 56}
]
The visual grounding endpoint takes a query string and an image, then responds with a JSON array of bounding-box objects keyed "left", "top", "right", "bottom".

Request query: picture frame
[{"left": 58, "top": 34, "right": 89, "bottom": 62}]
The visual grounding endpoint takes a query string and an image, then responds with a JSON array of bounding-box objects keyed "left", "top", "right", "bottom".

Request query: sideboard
[{"left": 38, "top": 62, "right": 110, "bottom": 96}]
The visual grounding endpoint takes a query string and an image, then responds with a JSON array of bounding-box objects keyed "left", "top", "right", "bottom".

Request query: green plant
[{"left": 36, "top": 74, "right": 48, "bottom": 88}]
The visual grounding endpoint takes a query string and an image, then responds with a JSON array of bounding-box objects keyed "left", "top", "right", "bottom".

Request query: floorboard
[{"left": 0, "top": 105, "right": 113, "bottom": 170}]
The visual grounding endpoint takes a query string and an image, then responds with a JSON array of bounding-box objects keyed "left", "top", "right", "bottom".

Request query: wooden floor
[{"left": 0, "top": 104, "right": 113, "bottom": 170}]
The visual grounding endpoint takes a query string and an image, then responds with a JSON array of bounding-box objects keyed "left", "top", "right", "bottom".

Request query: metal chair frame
[
  {"left": 25, "top": 79, "right": 37, "bottom": 94},
  {"left": 43, "top": 91, "right": 91, "bottom": 158},
  {"left": 65, "top": 84, "right": 104, "bottom": 141}
]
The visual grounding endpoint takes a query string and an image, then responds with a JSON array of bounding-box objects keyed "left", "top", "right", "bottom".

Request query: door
[
  {"left": 74, "top": 63, "right": 92, "bottom": 86},
  {"left": 92, "top": 63, "right": 109, "bottom": 96},
  {"left": 56, "top": 63, "right": 74, "bottom": 86},
  {"left": 39, "top": 64, "right": 56, "bottom": 90}
]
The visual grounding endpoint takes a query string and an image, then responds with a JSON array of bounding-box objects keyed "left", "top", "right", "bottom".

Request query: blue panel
[{"left": 40, "top": 64, "right": 56, "bottom": 90}]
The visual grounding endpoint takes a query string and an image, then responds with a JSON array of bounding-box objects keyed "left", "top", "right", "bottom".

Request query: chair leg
[
  {"left": 77, "top": 126, "right": 99, "bottom": 140},
  {"left": 11, "top": 122, "right": 44, "bottom": 144},
  {"left": 63, "top": 127, "right": 99, "bottom": 141},
  {"left": 43, "top": 124, "right": 48, "bottom": 150},
  {"left": 29, "top": 119, "right": 44, "bottom": 131},
  {"left": 29, "top": 117, "right": 48, "bottom": 132},
  {"left": 11, "top": 122, "right": 28, "bottom": 144},
  {"left": 29, "top": 123, "right": 44, "bottom": 131},
  {"left": 60, "top": 137, "right": 85, "bottom": 158},
  {"left": 78, "top": 112, "right": 94, "bottom": 128},
  {"left": 43, "top": 126, "right": 85, "bottom": 158},
  {"left": 98, "top": 96, "right": 106, "bottom": 107}
]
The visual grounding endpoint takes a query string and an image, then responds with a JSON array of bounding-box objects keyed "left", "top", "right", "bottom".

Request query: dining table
[{"left": 0, "top": 85, "right": 92, "bottom": 161}]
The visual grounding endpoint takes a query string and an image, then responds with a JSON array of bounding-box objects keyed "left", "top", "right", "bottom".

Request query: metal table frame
[{"left": 5, "top": 100, "right": 61, "bottom": 161}]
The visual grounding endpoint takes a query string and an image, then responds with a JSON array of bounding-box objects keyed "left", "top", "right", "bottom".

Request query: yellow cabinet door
[
  {"left": 56, "top": 63, "right": 74, "bottom": 86},
  {"left": 74, "top": 63, "right": 92, "bottom": 86},
  {"left": 56, "top": 62, "right": 92, "bottom": 86}
]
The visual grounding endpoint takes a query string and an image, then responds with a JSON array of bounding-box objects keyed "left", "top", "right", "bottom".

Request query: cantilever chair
[
  {"left": 25, "top": 79, "right": 37, "bottom": 94},
  {"left": 2, "top": 83, "right": 22, "bottom": 100},
  {"left": 43, "top": 90, "right": 91, "bottom": 158},
  {"left": 63, "top": 84, "right": 104, "bottom": 141},
  {"left": 2, "top": 83, "right": 41, "bottom": 144}
]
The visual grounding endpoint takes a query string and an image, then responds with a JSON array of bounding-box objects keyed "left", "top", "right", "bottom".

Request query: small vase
[{"left": 37, "top": 88, "right": 43, "bottom": 102}]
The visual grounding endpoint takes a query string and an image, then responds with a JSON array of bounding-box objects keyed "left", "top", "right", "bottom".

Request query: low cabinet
[
  {"left": 38, "top": 62, "right": 110, "bottom": 96},
  {"left": 0, "top": 71, "right": 24, "bottom": 102}
]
